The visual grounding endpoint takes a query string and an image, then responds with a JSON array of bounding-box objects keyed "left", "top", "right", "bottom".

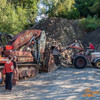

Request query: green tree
[
  {"left": 41, "top": 0, "right": 80, "bottom": 19},
  {"left": 10, "top": 0, "right": 39, "bottom": 24},
  {"left": 90, "top": 0, "right": 100, "bottom": 16},
  {"left": 75, "top": 0, "right": 94, "bottom": 17},
  {"left": 0, "top": 0, "right": 39, "bottom": 35},
  {"left": 80, "top": 15, "right": 100, "bottom": 31}
]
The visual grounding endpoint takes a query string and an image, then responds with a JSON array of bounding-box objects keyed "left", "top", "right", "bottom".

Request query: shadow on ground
[{"left": 0, "top": 67, "right": 100, "bottom": 100}]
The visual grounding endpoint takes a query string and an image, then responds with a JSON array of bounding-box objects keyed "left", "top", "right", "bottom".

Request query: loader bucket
[{"left": 39, "top": 48, "right": 58, "bottom": 72}]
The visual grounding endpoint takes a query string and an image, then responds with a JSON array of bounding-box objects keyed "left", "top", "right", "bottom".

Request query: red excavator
[{"left": 0, "top": 29, "right": 55, "bottom": 82}]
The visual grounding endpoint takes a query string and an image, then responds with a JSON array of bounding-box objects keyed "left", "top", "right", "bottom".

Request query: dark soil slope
[
  {"left": 83, "top": 27, "right": 100, "bottom": 44},
  {"left": 83, "top": 27, "right": 100, "bottom": 51},
  {"left": 34, "top": 17, "right": 86, "bottom": 46}
]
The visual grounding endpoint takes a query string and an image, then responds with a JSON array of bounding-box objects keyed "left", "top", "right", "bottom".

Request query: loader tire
[
  {"left": 74, "top": 56, "right": 87, "bottom": 69},
  {"left": 95, "top": 59, "right": 100, "bottom": 68}
]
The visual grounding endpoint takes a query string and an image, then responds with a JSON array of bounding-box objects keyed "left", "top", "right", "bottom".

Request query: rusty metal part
[
  {"left": 39, "top": 47, "right": 56, "bottom": 72},
  {"left": 3, "top": 51, "right": 33, "bottom": 63},
  {"left": 9, "top": 29, "right": 42, "bottom": 50},
  {"left": 18, "top": 64, "right": 39, "bottom": 79},
  {"left": 37, "top": 31, "right": 46, "bottom": 63},
  {"left": 39, "top": 31, "right": 46, "bottom": 54},
  {"left": 0, "top": 57, "right": 6, "bottom": 64}
]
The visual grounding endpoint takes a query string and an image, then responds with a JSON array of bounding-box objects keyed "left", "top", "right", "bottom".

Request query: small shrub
[{"left": 79, "top": 15, "right": 100, "bottom": 31}]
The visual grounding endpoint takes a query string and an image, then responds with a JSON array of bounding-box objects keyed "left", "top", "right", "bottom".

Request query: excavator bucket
[{"left": 45, "top": 48, "right": 57, "bottom": 72}]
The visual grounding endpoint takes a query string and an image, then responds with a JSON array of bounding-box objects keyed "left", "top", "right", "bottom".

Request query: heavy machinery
[
  {"left": 0, "top": 29, "right": 55, "bottom": 82},
  {"left": 62, "top": 41, "right": 100, "bottom": 69}
]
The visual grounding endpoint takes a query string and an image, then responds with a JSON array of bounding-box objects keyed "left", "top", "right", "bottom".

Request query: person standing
[
  {"left": 0, "top": 71, "right": 2, "bottom": 83},
  {"left": 51, "top": 46, "right": 61, "bottom": 66},
  {"left": 3, "top": 55, "right": 14, "bottom": 92},
  {"left": 12, "top": 56, "right": 19, "bottom": 86}
]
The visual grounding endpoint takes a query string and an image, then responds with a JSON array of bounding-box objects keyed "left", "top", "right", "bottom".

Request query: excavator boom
[{"left": 8, "top": 29, "right": 42, "bottom": 50}]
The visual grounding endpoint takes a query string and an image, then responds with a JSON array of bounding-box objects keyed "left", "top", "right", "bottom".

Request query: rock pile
[
  {"left": 34, "top": 17, "right": 86, "bottom": 46},
  {"left": 33, "top": 17, "right": 100, "bottom": 65},
  {"left": 33, "top": 17, "right": 87, "bottom": 66}
]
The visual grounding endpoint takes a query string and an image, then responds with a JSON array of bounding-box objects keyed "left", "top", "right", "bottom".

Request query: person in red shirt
[
  {"left": 87, "top": 42, "right": 94, "bottom": 55},
  {"left": 3, "top": 55, "right": 14, "bottom": 91},
  {"left": 88, "top": 42, "right": 94, "bottom": 50}
]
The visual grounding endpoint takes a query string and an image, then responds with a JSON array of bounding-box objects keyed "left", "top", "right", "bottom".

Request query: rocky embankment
[{"left": 34, "top": 17, "right": 86, "bottom": 46}]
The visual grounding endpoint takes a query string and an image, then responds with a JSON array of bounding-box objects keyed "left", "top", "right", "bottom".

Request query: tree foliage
[
  {"left": 10, "top": 0, "right": 39, "bottom": 23},
  {"left": 89, "top": 0, "right": 100, "bottom": 16},
  {"left": 0, "top": 0, "right": 100, "bottom": 34},
  {"left": 75, "top": 0, "right": 94, "bottom": 17},
  {"left": 40, "top": 0, "right": 100, "bottom": 31},
  {"left": 41, "top": 0, "right": 80, "bottom": 19},
  {"left": 0, "top": 0, "right": 39, "bottom": 35},
  {"left": 80, "top": 15, "right": 100, "bottom": 31},
  {"left": 41, "top": 0, "right": 99, "bottom": 18}
]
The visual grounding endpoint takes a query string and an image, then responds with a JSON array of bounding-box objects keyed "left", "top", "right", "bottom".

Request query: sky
[{"left": 36, "top": 1, "right": 49, "bottom": 21}]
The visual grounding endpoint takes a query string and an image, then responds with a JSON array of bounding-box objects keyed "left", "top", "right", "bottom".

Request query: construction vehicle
[
  {"left": 0, "top": 29, "right": 56, "bottom": 83},
  {"left": 62, "top": 40, "right": 100, "bottom": 69}
]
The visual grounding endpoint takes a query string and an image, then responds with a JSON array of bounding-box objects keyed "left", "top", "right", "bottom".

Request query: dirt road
[{"left": 0, "top": 67, "right": 100, "bottom": 100}]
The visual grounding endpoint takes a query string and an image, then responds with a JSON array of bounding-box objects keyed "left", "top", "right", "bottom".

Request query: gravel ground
[{"left": 0, "top": 67, "right": 100, "bottom": 100}]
